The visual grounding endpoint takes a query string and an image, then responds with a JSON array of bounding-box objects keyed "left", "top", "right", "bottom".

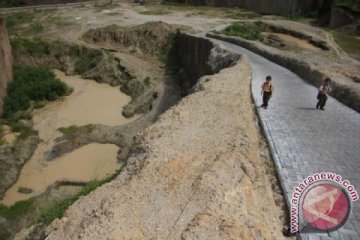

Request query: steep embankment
[
  {"left": 82, "top": 21, "right": 175, "bottom": 57},
  {"left": 20, "top": 36, "right": 287, "bottom": 240},
  {"left": 0, "top": 18, "right": 12, "bottom": 112}
]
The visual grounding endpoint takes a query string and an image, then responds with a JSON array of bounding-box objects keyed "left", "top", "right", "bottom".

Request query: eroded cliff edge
[{"left": 16, "top": 36, "right": 287, "bottom": 240}]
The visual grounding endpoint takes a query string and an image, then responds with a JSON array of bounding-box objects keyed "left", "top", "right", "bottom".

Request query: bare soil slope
[{"left": 38, "top": 56, "right": 286, "bottom": 240}]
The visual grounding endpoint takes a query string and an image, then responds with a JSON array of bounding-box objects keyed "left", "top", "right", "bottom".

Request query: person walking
[
  {"left": 261, "top": 75, "right": 274, "bottom": 109},
  {"left": 316, "top": 78, "right": 332, "bottom": 111}
]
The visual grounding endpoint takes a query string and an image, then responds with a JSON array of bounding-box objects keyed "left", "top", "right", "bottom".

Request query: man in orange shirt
[{"left": 261, "top": 76, "right": 274, "bottom": 109}]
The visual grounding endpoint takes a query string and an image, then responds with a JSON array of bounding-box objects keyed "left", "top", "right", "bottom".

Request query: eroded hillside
[{"left": 0, "top": 1, "right": 359, "bottom": 239}]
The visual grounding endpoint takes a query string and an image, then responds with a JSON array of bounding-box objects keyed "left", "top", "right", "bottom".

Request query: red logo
[{"left": 302, "top": 183, "right": 350, "bottom": 231}]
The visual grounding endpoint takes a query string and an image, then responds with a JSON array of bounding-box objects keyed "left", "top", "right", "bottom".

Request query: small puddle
[
  {"left": 263, "top": 32, "right": 322, "bottom": 52},
  {"left": 1, "top": 143, "right": 119, "bottom": 205},
  {"left": 1, "top": 70, "right": 136, "bottom": 206}
]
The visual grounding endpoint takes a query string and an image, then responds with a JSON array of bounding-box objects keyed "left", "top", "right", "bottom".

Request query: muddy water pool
[{"left": 1, "top": 70, "right": 135, "bottom": 205}]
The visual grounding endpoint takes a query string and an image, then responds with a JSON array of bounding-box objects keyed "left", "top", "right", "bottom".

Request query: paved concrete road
[{"left": 214, "top": 39, "right": 360, "bottom": 240}]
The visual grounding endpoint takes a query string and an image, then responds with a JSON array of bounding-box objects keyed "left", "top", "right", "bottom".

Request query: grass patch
[
  {"left": 10, "top": 37, "right": 50, "bottom": 56},
  {"left": 1, "top": 12, "right": 35, "bottom": 35},
  {"left": 3, "top": 66, "right": 69, "bottom": 120},
  {"left": 158, "top": 30, "right": 180, "bottom": 69},
  {"left": 26, "top": 22, "right": 44, "bottom": 35},
  {"left": 58, "top": 125, "right": 78, "bottom": 135},
  {"left": 335, "top": 0, "right": 360, "bottom": 12},
  {"left": 218, "top": 22, "right": 264, "bottom": 41},
  {"left": 11, "top": 37, "right": 105, "bottom": 75},
  {"left": 333, "top": 32, "right": 360, "bottom": 60},
  {"left": 40, "top": 176, "right": 115, "bottom": 224},
  {"left": 73, "top": 47, "right": 103, "bottom": 74},
  {"left": 0, "top": 0, "right": 24, "bottom": 7},
  {"left": 0, "top": 198, "right": 36, "bottom": 220}
]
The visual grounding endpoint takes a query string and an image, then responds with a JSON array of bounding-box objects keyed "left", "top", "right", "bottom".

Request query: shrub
[
  {"left": 0, "top": 198, "right": 35, "bottom": 220},
  {"left": 335, "top": 0, "right": 360, "bottom": 12},
  {"left": 334, "top": 32, "right": 360, "bottom": 60},
  {"left": 219, "top": 22, "right": 263, "bottom": 41},
  {"left": 73, "top": 47, "right": 103, "bottom": 74},
  {"left": 58, "top": 125, "right": 78, "bottom": 135},
  {"left": 0, "top": 0, "right": 25, "bottom": 7},
  {"left": 3, "top": 66, "right": 68, "bottom": 120},
  {"left": 10, "top": 37, "right": 50, "bottom": 56}
]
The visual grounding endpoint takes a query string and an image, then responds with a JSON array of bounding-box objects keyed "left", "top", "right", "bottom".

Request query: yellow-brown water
[{"left": 1, "top": 70, "right": 136, "bottom": 206}]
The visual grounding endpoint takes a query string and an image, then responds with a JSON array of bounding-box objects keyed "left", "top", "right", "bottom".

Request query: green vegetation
[
  {"left": 265, "top": 162, "right": 277, "bottom": 175},
  {"left": 58, "top": 125, "right": 78, "bottom": 135},
  {"left": 18, "top": 187, "right": 33, "bottom": 194},
  {"left": 333, "top": 32, "right": 360, "bottom": 60},
  {"left": 335, "top": 0, "right": 360, "bottom": 12},
  {"left": 11, "top": 37, "right": 105, "bottom": 75},
  {"left": 158, "top": 30, "right": 181, "bottom": 70},
  {"left": 34, "top": 101, "right": 46, "bottom": 109},
  {"left": 1, "top": 12, "right": 35, "bottom": 35},
  {"left": 0, "top": 169, "right": 121, "bottom": 239},
  {"left": 40, "top": 178, "right": 113, "bottom": 224},
  {"left": 3, "top": 66, "right": 69, "bottom": 120},
  {"left": 143, "top": 77, "right": 151, "bottom": 86},
  {"left": 72, "top": 46, "right": 103, "bottom": 74},
  {"left": 0, "top": 230, "right": 11, "bottom": 240},
  {"left": 0, "top": 175, "right": 118, "bottom": 223},
  {"left": 1, "top": 11, "right": 72, "bottom": 37},
  {"left": 0, "top": 0, "right": 24, "bottom": 7},
  {"left": 10, "top": 37, "right": 50, "bottom": 56},
  {"left": 218, "top": 22, "right": 263, "bottom": 41},
  {"left": 0, "top": 198, "right": 36, "bottom": 220},
  {"left": 27, "top": 22, "right": 44, "bottom": 35},
  {"left": 8, "top": 110, "right": 32, "bottom": 133}
]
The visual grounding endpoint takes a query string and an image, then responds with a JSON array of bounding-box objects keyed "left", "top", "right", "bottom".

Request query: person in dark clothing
[
  {"left": 261, "top": 75, "right": 274, "bottom": 109},
  {"left": 316, "top": 78, "right": 332, "bottom": 111}
]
